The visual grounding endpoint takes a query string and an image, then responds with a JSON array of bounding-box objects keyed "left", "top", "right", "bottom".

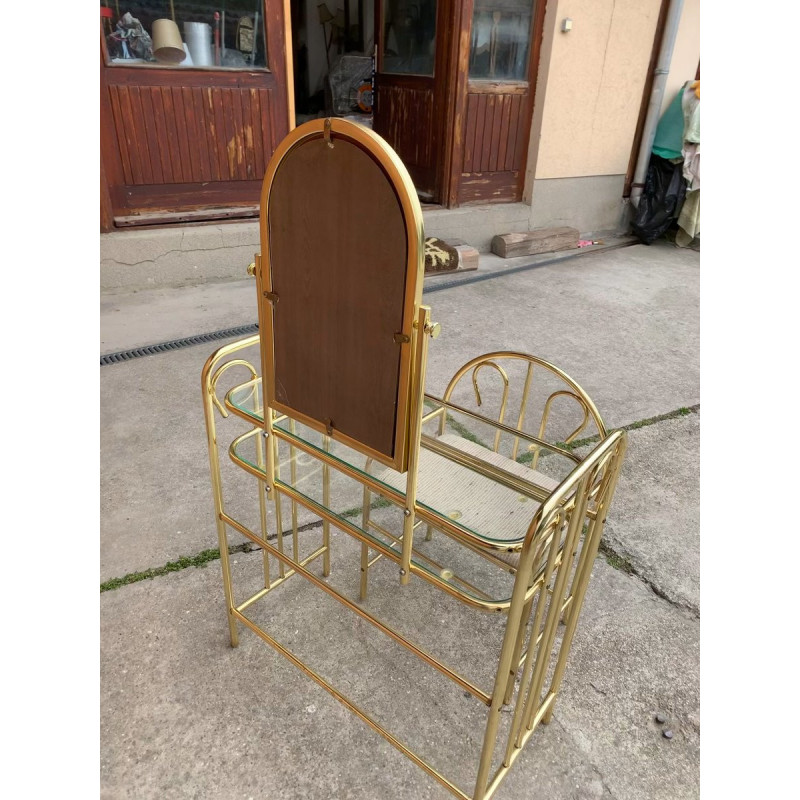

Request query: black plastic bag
[{"left": 631, "top": 155, "right": 688, "bottom": 245}]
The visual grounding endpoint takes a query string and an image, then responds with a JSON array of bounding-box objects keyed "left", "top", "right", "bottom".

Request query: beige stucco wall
[
  {"left": 660, "top": 0, "right": 700, "bottom": 114},
  {"left": 524, "top": 0, "right": 662, "bottom": 190}
]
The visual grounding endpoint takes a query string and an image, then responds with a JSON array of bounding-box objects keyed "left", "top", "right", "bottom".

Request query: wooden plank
[
  {"left": 462, "top": 95, "right": 478, "bottom": 173},
  {"left": 472, "top": 94, "right": 486, "bottom": 174},
  {"left": 201, "top": 87, "right": 223, "bottom": 181},
  {"left": 191, "top": 88, "right": 214, "bottom": 182},
  {"left": 230, "top": 86, "right": 248, "bottom": 181},
  {"left": 140, "top": 89, "right": 164, "bottom": 184},
  {"left": 506, "top": 94, "right": 522, "bottom": 171},
  {"left": 150, "top": 86, "right": 174, "bottom": 182},
  {"left": 107, "top": 85, "right": 134, "bottom": 185},
  {"left": 128, "top": 87, "right": 154, "bottom": 184},
  {"left": 171, "top": 86, "right": 194, "bottom": 183},
  {"left": 182, "top": 87, "right": 208, "bottom": 183},
  {"left": 442, "top": 0, "right": 474, "bottom": 208},
  {"left": 491, "top": 227, "right": 580, "bottom": 258},
  {"left": 249, "top": 87, "right": 265, "bottom": 180},
  {"left": 114, "top": 205, "right": 259, "bottom": 227},
  {"left": 488, "top": 94, "right": 503, "bottom": 172},
  {"left": 480, "top": 95, "right": 495, "bottom": 172},
  {"left": 466, "top": 80, "right": 528, "bottom": 95},
  {"left": 496, "top": 95, "right": 511, "bottom": 172},
  {"left": 100, "top": 155, "right": 114, "bottom": 232},
  {"left": 211, "top": 87, "right": 231, "bottom": 180},
  {"left": 160, "top": 86, "right": 184, "bottom": 183},
  {"left": 115, "top": 179, "right": 261, "bottom": 211},
  {"left": 458, "top": 171, "right": 519, "bottom": 205}
]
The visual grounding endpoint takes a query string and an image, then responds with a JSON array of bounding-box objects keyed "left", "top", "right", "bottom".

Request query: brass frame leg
[{"left": 360, "top": 484, "right": 372, "bottom": 601}]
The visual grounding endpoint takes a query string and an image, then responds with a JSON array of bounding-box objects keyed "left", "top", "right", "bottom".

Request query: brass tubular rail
[
  {"left": 230, "top": 431, "right": 518, "bottom": 605},
  {"left": 235, "top": 545, "right": 327, "bottom": 612},
  {"left": 266, "top": 424, "right": 535, "bottom": 557},
  {"left": 269, "top": 427, "right": 408, "bottom": 508},
  {"left": 219, "top": 507, "right": 493, "bottom": 705},
  {"left": 232, "top": 609, "right": 473, "bottom": 800},
  {"left": 271, "top": 477, "right": 515, "bottom": 614},
  {"left": 401, "top": 306, "right": 432, "bottom": 585},
  {"left": 511, "top": 362, "right": 534, "bottom": 461},
  {"left": 425, "top": 394, "right": 582, "bottom": 463},
  {"left": 366, "top": 519, "right": 495, "bottom": 602},
  {"left": 201, "top": 335, "right": 261, "bottom": 647}
]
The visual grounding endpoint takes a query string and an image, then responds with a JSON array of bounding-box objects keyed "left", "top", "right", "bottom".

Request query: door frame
[{"left": 373, "top": 0, "right": 459, "bottom": 204}]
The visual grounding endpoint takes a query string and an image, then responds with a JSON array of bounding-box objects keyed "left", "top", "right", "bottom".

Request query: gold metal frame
[{"left": 202, "top": 333, "right": 627, "bottom": 800}]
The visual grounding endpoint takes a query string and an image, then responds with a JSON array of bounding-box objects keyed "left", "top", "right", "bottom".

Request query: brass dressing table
[{"left": 202, "top": 118, "right": 627, "bottom": 800}]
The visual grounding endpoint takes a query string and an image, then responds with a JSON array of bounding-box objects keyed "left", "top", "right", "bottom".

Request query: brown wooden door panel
[
  {"left": 373, "top": 0, "right": 456, "bottom": 203},
  {"left": 373, "top": 79, "right": 436, "bottom": 191},
  {"left": 106, "top": 83, "right": 277, "bottom": 185}
]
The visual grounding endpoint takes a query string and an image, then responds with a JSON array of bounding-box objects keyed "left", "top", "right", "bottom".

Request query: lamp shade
[
  {"left": 152, "top": 18, "right": 186, "bottom": 64},
  {"left": 317, "top": 3, "right": 334, "bottom": 24}
]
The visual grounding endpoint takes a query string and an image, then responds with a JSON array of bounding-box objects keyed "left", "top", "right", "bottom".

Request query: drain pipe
[{"left": 630, "top": 0, "right": 685, "bottom": 208}]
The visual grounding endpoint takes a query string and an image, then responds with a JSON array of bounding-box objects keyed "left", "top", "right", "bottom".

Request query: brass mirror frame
[{"left": 255, "top": 118, "right": 425, "bottom": 472}]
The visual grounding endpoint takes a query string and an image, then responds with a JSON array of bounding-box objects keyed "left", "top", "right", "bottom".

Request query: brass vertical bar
[
  {"left": 511, "top": 362, "right": 534, "bottom": 461},
  {"left": 289, "top": 418, "right": 299, "bottom": 566},
  {"left": 542, "top": 437, "right": 626, "bottom": 724},
  {"left": 400, "top": 306, "right": 431, "bottom": 586},
  {"left": 201, "top": 358, "right": 239, "bottom": 647},
  {"left": 502, "top": 575, "right": 535, "bottom": 705},
  {"left": 472, "top": 533, "right": 542, "bottom": 799},
  {"left": 360, "top": 481, "right": 372, "bottom": 601},
  {"left": 322, "top": 433, "right": 331, "bottom": 576},
  {"left": 255, "top": 421, "right": 271, "bottom": 588},
  {"left": 503, "top": 527, "right": 563, "bottom": 763},
  {"left": 269, "top": 427, "right": 287, "bottom": 578},
  {"left": 520, "top": 480, "right": 592, "bottom": 736}
]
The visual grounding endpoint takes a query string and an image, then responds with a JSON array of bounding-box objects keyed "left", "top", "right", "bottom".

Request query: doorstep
[{"left": 101, "top": 202, "right": 537, "bottom": 291}]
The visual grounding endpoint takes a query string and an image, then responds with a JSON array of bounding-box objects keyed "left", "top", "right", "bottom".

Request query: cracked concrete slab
[
  {"left": 555, "top": 562, "right": 700, "bottom": 800},
  {"left": 600, "top": 412, "right": 700, "bottom": 613},
  {"left": 101, "top": 529, "right": 697, "bottom": 800}
]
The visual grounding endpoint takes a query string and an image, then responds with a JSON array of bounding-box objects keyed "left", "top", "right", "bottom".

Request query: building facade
[{"left": 100, "top": 0, "right": 700, "bottom": 287}]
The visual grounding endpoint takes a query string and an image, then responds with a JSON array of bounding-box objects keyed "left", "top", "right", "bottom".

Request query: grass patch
[
  {"left": 598, "top": 541, "right": 636, "bottom": 575},
  {"left": 100, "top": 547, "right": 235, "bottom": 593}
]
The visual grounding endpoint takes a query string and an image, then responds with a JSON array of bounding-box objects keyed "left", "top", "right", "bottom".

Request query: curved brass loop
[
  {"left": 539, "top": 390, "right": 592, "bottom": 445},
  {"left": 470, "top": 361, "right": 510, "bottom": 452},
  {"left": 210, "top": 358, "right": 259, "bottom": 419},
  {"left": 471, "top": 361, "right": 509, "bottom": 409},
  {"left": 443, "top": 351, "right": 606, "bottom": 441}
]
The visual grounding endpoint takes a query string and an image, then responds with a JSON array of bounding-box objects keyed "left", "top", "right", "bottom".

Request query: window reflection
[
  {"left": 382, "top": 0, "right": 437, "bottom": 76},
  {"left": 102, "top": 1, "right": 268, "bottom": 70},
  {"left": 469, "top": 1, "right": 532, "bottom": 81}
]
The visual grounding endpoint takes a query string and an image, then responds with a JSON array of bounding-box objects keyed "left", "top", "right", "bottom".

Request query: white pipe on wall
[{"left": 629, "top": 0, "right": 685, "bottom": 208}]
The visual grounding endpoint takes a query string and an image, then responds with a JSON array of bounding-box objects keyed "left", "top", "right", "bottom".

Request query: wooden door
[
  {"left": 100, "top": 0, "right": 291, "bottom": 229},
  {"left": 373, "top": 0, "right": 454, "bottom": 203}
]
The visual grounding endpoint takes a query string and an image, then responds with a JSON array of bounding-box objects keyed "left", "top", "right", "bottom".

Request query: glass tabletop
[{"left": 226, "top": 378, "right": 574, "bottom": 550}]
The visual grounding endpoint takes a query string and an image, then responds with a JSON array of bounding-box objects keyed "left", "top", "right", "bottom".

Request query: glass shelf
[{"left": 225, "top": 378, "right": 573, "bottom": 553}]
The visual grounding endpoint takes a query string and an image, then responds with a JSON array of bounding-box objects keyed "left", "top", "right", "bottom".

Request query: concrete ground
[{"left": 100, "top": 239, "right": 700, "bottom": 799}]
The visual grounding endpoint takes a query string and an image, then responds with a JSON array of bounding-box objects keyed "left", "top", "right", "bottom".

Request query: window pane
[
  {"left": 382, "top": 0, "right": 437, "bottom": 76},
  {"left": 102, "top": 1, "right": 268, "bottom": 71},
  {"left": 469, "top": 1, "right": 533, "bottom": 81}
]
